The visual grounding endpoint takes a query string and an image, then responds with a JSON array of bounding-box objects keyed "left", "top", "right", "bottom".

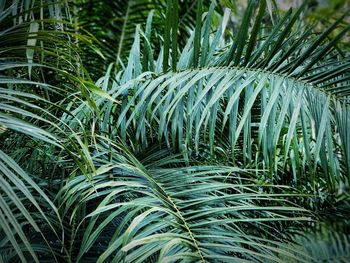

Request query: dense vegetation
[{"left": 1, "top": 0, "right": 350, "bottom": 262}]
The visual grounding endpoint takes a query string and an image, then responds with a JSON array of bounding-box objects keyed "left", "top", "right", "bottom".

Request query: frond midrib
[{"left": 139, "top": 167, "right": 206, "bottom": 262}]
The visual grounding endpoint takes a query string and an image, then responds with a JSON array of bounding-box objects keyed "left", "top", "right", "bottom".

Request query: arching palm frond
[
  {"left": 58, "top": 142, "right": 311, "bottom": 262},
  {"left": 76, "top": 1, "right": 350, "bottom": 192}
]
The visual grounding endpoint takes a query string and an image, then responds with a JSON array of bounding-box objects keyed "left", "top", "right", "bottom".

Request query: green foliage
[
  {"left": 284, "top": 230, "right": 350, "bottom": 262},
  {"left": 0, "top": 0, "right": 349, "bottom": 262},
  {"left": 76, "top": 0, "right": 217, "bottom": 75},
  {"left": 60, "top": 144, "right": 310, "bottom": 262}
]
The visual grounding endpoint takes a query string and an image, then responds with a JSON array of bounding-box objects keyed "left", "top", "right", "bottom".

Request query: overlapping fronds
[
  {"left": 0, "top": 0, "right": 349, "bottom": 262},
  {"left": 0, "top": 150, "right": 61, "bottom": 263},
  {"left": 59, "top": 142, "right": 311, "bottom": 262},
  {"left": 284, "top": 231, "right": 350, "bottom": 262},
  {"left": 70, "top": 1, "right": 350, "bottom": 191},
  {"left": 76, "top": 0, "right": 216, "bottom": 74}
]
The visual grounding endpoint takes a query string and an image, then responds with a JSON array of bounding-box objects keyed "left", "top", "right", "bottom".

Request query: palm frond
[
  {"left": 71, "top": 2, "right": 350, "bottom": 191},
  {"left": 0, "top": 150, "right": 61, "bottom": 262},
  {"left": 58, "top": 142, "right": 311, "bottom": 262},
  {"left": 0, "top": 1, "right": 349, "bottom": 262}
]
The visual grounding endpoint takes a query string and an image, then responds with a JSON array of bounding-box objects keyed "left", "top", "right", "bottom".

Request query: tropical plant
[{"left": 0, "top": 0, "right": 349, "bottom": 262}]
